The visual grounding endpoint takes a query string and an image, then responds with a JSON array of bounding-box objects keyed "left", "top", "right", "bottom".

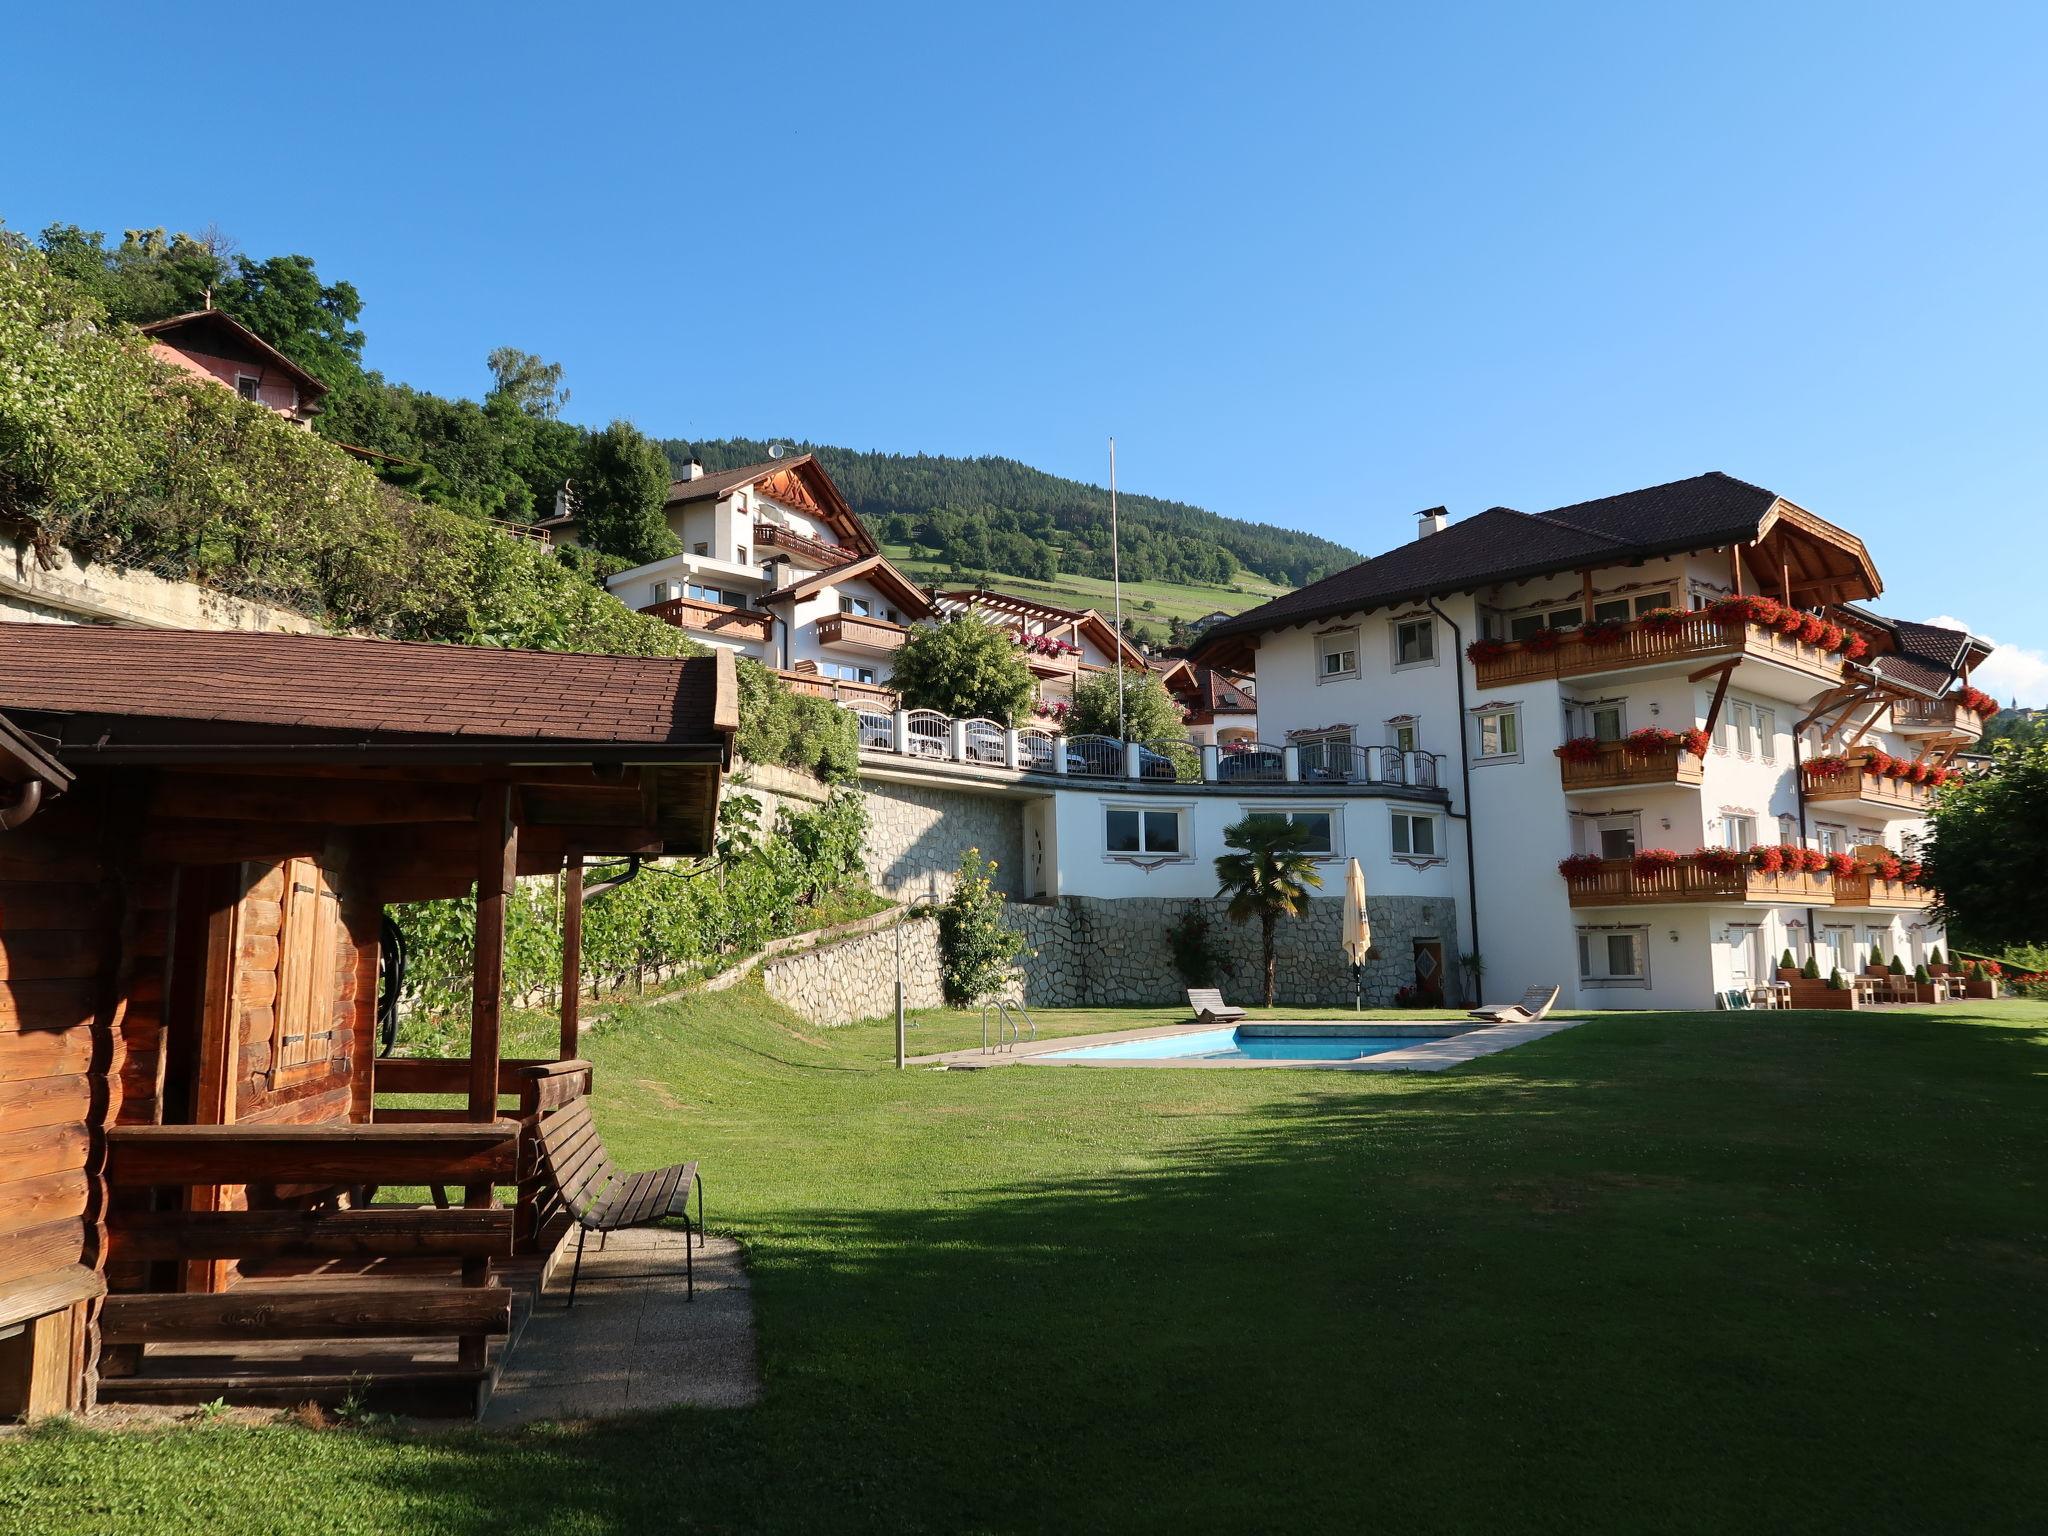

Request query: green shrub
[
  {"left": 1800, "top": 955, "right": 1820, "bottom": 980},
  {"left": 1888, "top": 954, "right": 1906, "bottom": 975},
  {"left": 1779, "top": 948, "right": 1796, "bottom": 972},
  {"left": 1869, "top": 944, "right": 1886, "bottom": 969},
  {"left": 733, "top": 657, "right": 861, "bottom": 782},
  {"left": 1827, "top": 968, "right": 1847, "bottom": 990},
  {"left": 1927, "top": 945, "right": 1946, "bottom": 968},
  {"left": 1165, "top": 909, "right": 1231, "bottom": 990},
  {"left": 934, "top": 848, "right": 1025, "bottom": 1006},
  {"left": 1913, "top": 963, "right": 1930, "bottom": 983},
  {"left": 887, "top": 613, "right": 1034, "bottom": 724}
]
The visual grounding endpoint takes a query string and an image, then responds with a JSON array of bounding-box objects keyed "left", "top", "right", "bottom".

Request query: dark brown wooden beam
[
  {"left": 106, "top": 1123, "right": 520, "bottom": 1186},
  {"left": 560, "top": 855, "right": 584, "bottom": 1062},
  {"left": 98, "top": 1285, "right": 512, "bottom": 1343},
  {"left": 105, "top": 1207, "right": 514, "bottom": 1262}
]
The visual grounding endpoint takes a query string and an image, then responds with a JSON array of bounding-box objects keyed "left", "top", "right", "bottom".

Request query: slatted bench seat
[
  {"left": 1186, "top": 987, "right": 1247, "bottom": 1024},
  {"left": 537, "top": 1099, "right": 704, "bottom": 1306}
]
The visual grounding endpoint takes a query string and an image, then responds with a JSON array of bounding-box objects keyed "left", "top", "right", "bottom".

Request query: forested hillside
[
  {"left": 679, "top": 439, "right": 1357, "bottom": 589},
  {"left": 15, "top": 220, "right": 1354, "bottom": 603}
]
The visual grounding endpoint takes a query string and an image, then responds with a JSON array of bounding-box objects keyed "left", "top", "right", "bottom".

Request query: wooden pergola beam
[{"left": 559, "top": 854, "right": 584, "bottom": 1063}]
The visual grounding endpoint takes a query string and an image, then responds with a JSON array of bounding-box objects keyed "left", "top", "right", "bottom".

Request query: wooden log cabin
[{"left": 0, "top": 624, "right": 735, "bottom": 1417}]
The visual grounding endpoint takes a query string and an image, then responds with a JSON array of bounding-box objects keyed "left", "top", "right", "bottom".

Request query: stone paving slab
[{"left": 484, "top": 1229, "right": 760, "bottom": 1425}]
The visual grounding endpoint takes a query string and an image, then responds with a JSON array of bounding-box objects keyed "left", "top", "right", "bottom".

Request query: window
[
  {"left": 1724, "top": 814, "right": 1757, "bottom": 850},
  {"left": 1756, "top": 707, "right": 1776, "bottom": 763},
  {"left": 1593, "top": 598, "right": 1632, "bottom": 623},
  {"left": 687, "top": 583, "right": 745, "bottom": 606},
  {"left": 1317, "top": 630, "right": 1359, "bottom": 681},
  {"left": 1245, "top": 809, "right": 1336, "bottom": 856},
  {"left": 839, "top": 595, "right": 873, "bottom": 617},
  {"left": 693, "top": 542, "right": 710, "bottom": 556},
  {"left": 1474, "top": 706, "right": 1520, "bottom": 761},
  {"left": 884, "top": 608, "right": 900, "bottom": 624},
  {"left": 823, "top": 663, "right": 877, "bottom": 683},
  {"left": 1633, "top": 590, "right": 1675, "bottom": 616},
  {"left": 1817, "top": 824, "right": 1845, "bottom": 857},
  {"left": 1578, "top": 926, "right": 1648, "bottom": 987},
  {"left": 1722, "top": 700, "right": 1754, "bottom": 756},
  {"left": 735, "top": 546, "right": 748, "bottom": 565},
  {"left": 235, "top": 375, "right": 262, "bottom": 401},
  {"left": 1390, "top": 810, "right": 1440, "bottom": 859},
  {"left": 1567, "top": 699, "right": 1625, "bottom": 740},
  {"left": 1105, "top": 806, "right": 1185, "bottom": 858},
  {"left": 1387, "top": 719, "right": 1419, "bottom": 753},
  {"left": 1295, "top": 729, "right": 1354, "bottom": 779},
  {"left": 1509, "top": 604, "right": 1585, "bottom": 639},
  {"left": 1393, "top": 618, "right": 1436, "bottom": 668}
]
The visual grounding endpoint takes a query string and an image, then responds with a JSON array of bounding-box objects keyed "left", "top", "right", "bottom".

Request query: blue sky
[{"left": 7, "top": 2, "right": 2045, "bottom": 699}]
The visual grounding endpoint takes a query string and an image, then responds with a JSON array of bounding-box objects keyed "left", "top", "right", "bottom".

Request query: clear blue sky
[{"left": 8, "top": 2, "right": 2045, "bottom": 699}]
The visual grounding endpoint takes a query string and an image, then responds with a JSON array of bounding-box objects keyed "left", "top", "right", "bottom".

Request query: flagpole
[{"left": 1109, "top": 436, "right": 1126, "bottom": 741}]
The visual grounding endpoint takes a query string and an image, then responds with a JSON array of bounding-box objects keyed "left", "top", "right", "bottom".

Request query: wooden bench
[
  {"left": 537, "top": 1099, "right": 704, "bottom": 1306},
  {"left": 1186, "top": 988, "right": 1247, "bottom": 1024}
]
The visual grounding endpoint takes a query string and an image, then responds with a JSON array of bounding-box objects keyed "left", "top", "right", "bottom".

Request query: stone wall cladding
[
  {"left": 858, "top": 780, "right": 1026, "bottom": 901},
  {"left": 763, "top": 894, "right": 1457, "bottom": 1026}
]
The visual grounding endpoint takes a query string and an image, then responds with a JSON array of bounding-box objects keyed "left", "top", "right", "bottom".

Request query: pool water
[{"left": 1043, "top": 1028, "right": 1446, "bottom": 1063}]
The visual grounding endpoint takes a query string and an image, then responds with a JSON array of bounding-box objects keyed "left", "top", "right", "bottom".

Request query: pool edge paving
[{"left": 912, "top": 1016, "right": 1585, "bottom": 1072}]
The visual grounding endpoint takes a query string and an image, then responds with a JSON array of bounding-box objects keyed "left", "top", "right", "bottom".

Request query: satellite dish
[{"left": 769, "top": 443, "right": 786, "bottom": 459}]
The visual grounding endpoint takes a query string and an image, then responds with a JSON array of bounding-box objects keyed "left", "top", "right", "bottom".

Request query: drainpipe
[
  {"left": 1424, "top": 598, "right": 1481, "bottom": 981},
  {"left": 0, "top": 779, "right": 42, "bottom": 831},
  {"left": 1793, "top": 730, "right": 1818, "bottom": 968}
]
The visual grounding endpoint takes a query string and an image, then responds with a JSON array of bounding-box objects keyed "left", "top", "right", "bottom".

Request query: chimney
[
  {"left": 1415, "top": 506, "right": 1449, "bottom": 539},
  {"left": 677, "top": 451, "right": 705, "bottom": 482}
]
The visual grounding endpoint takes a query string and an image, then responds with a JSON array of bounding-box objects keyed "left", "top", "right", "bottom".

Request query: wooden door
[{"left": 1412, "top": 940, "right": 1445, "bottom": 1005}]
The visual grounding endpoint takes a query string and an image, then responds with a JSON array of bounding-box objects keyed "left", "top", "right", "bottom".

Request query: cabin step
[{"left": 96, "top": 1368, "right": 490, "bottom": 1416}]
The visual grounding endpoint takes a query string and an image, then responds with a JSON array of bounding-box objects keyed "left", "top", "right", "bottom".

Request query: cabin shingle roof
[{"left": 0, "top": 625, "right": 734, "bottom": 746}]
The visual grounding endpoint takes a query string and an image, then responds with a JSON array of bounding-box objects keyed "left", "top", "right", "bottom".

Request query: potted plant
[
  {"left": 1866, "top": 944, "right": 1888, "bottom": 977},
  {"left": 1692, "top": 846, "right": 1744, "bottom": 877},
  {"left": 1638, "top": 607, "right": 1689, "bottom": 637},
  {"left": 1580, "top": 617, "right": 1628, "bottom": 647},
  {"left": 1927, "top": 945, "right": 1949, "bottom": 976},
  {"left": 1826, "top": 851, "right": 1858, "bottom": 878},
  {"left": 1557, "top": 736, "right": 1604, "bottom": 764},
  {"left": 1749, "top": 844, "right": 1785, "bottom": 875},
  {"left": 1630, "top": 848, "right": 1681, "bottom": 880},
  {"left": 1679, "top": 727, "right": 1711, "bottom": 758},
  {"left": 1777, "top": 947, "right": 1800, "bottom": 981},
  {"left": 1557, "top": 854, "right": 1606, "bottom": 883},
  {"left": 1465, "top": 638, "right": 1509, "bottom": 665},
  {"left": 1525, "top": 626, "right": 1566, "bottom": 654},
  {"left": 1801, "top": 955, "right": 1821, "bottom": 980}
]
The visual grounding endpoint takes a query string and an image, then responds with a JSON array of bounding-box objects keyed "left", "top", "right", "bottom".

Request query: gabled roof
[
  {"left": 1190, "top": 472, "right": 1877, "bottom": 666},
  {"left": 540, "top": 453, "right": 874, "bottom": 554},
  {"left": 1847, "top": 612, "right": 1992, "bottom": 696},
  {"left": 0, "top": 625, "right": 736, "bottom": 757},
  {"left": 771, "top": 554, "right": 934, "bottom": 618},
  {"left": 139, "top": 310, "right": 329, "bottom": 399},
  {"left": 934, "top": 588, "right": 1151, "bottom": 671}
]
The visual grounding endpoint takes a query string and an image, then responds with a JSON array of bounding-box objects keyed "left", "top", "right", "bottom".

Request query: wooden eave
[
  {"left": 1745, "top": 499, "right": 1882, "bottom": 607},
  {"left": 773, "top": 554, "right": 934, "bottom": 617}
]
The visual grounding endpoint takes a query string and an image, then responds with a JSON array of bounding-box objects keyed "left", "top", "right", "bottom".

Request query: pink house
[{"left": 140, "top": 309, "right": 328, "bottom": 428}]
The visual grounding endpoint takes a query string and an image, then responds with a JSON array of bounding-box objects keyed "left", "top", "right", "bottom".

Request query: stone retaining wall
[
  {"left": 859, "top": 779, "right": 1026, "bottom": 901},
  {"left": 759, "top": 893, "right": 1459, "bottom": 1026}
]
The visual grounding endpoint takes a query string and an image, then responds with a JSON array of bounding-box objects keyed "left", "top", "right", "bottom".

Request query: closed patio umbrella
[{"left": 1342, "top": 858, "right": 1373, "bottom": 1010}]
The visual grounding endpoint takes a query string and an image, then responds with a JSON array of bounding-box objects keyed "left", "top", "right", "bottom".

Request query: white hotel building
[{"left": 1187, "top": 473, "right": 1991, "bottom": 1008}]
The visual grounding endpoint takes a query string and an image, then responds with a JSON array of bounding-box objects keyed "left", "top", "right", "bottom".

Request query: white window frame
[
  {"left": 1567, "top": 697, "right": 1627, "bottom": 742},
  {"left": 1389, "top": 807, "right": 1444, "bottom": 864},
  {"left": 1755, "top": 706, "right": 1776, "bottom": 764},
  {"left": 1391, "top": 616, "right": 1438, "bottom": 671},
  {"left": 1591, "top": 814, "right": 1640, "bottom": 861},
  {"left": 1103, "top": 803, "right": 1190, "bottom": 862},
  {"left": 1472, "top": 705, "right": 1521, "bottom": 764},
  {"left": 1316, "top": 628, "right": 1360, "bottom": 683},
  {"left": 235, "top": 373, "right": 262, "bottom": 401},
  {"left": 1241, "top": 806, "right": 1340, "bottom": 859},
  {"left": 1723, "top": 813, "right": 1758, "bottom": 850},
  {"left": 1577, "top": 924, "right": 1650, "bottom": 989},
  {"left": 1386, "top": 717, "right": 1421, "bottom": 754}
]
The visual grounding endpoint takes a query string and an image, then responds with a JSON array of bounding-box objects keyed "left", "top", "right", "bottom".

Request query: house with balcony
[
  {"left": 1190, "top": 472, "right": 1993, "bottom": 1010},
  {"left": 931, "top": 587, "right": 1152, "bottom": 715},
  {"left": 569, "top": 453, "right": 934, "bottom": 704},
  {"left": 1153, "top": 656, "right": 1258, "bottom": 746}
]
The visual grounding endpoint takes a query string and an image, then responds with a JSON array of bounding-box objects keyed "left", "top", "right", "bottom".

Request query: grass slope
[
  {"left": 882, "top": 543, "right": 1288, "bottom": 642},
  {"left": 9, "top": 993, "right": 2047, "bottom": 1534}
]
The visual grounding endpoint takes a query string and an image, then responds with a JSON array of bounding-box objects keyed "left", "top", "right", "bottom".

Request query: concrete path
[{"left": 485, "top": 1229, "right": 760, "bottom": 1424}]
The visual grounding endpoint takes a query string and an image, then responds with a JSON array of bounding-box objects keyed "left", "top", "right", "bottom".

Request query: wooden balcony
[
  {"left": 1563, "top": 856, "right": 1836, "bottom": 908},
  {"left": 640, "top": 594, "right": 774, "bottom": 645},
  {"left": 756, "top": 522, "right": 859, "bottom": 568},
  {"left": 1890, "top": 696, "right": 1985, "bottom": 742},
  {"left": 1017, "top": 645, "right": 1083, "bottom": 678},
  {"left": 775, "top": 666, "right": 896, "bottom": 706},
  {"left": 1555, "top": 739, "right": 1706, "bottom": 793},
  {"left": 1473, "top": 613, "right": 1846, "bottom": 689},
  {"left": 1801, "top": 760, "right": 1935, "bottom": 815},
  {"left": 815, "top": 613, "right": 908, "bottom": 654},
  {"left": 1832, "top": 872, "right": 1937, "bottom": 911}
]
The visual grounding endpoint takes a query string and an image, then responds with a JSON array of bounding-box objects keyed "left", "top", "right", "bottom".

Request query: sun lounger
[
  {"left": 1186, "top": 988, "right": 1247, "bottom": 1024},
  {"left": 1467, "top": 984, "right": 1559, "bottom": 1025}
]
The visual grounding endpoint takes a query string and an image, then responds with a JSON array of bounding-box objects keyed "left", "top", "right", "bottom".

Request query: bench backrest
[
  {"left": 1187, "top": 988, "right": 1231, "bottom": 1012},
  {"left": 538, "top": 1098, "right": 617, "bottom": 1222},
  {"left": 1520, "top": 985, "right": 1559, "bottom": 1018}
]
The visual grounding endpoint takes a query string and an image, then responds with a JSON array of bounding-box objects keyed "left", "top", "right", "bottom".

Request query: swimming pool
[{"left": 1042, "top": 1025, "right": 1467, "bottom": 1063}]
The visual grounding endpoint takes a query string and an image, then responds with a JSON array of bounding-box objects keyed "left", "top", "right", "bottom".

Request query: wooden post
[
  {"left": 559, "top": 854, "right": 584, "bottom": 1063},
  {"left": 463, "top": 780, "right": 514, "bottom": 1373},
  {"left": 1579, "top": 569, "right": 1595, "bottom": 619},
  {"left": 1730, "top": 547, "right": 1744, "bottom": 595}
]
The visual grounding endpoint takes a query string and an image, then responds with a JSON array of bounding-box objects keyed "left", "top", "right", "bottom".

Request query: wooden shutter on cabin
[{"left": 273, "top": 858, "right": 340, "bottom": 1081}]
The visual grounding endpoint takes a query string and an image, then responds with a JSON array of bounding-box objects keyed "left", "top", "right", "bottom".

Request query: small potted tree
[
  {"left": 1865, "top": 943, "right": 1889, "bottom": 978},
  {"left": 1777, "top": 947, "right": 1801, "bottom": 982},
  {"left": 1926, "top": 945, "right": 1950, "bottom": 978}
]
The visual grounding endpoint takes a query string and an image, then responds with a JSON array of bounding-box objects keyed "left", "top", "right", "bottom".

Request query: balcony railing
[
  {"left": 1832, "top": 871, "right": 1937, "bottom": 910},
  {"left": 755, "top": 522, "right": 860, "bottom": 568},
  {"left": 1890, "top": 696, "right": 1985, "bottom": 741},
  {"left": 640, "top": 595, "right": 775, "bottom": 644},
  {"left": 1562, "top": 855, "right": 1836, "bottom": 907},
  {"left": 1801, "top": 758, "right": 1936, "bottom": 814},
  {"left": 1471, "top": 613, "right": 1847, "bottom": 689},
  {"left": 840, "top": 705, "right": 1446, "bottom": 790},
  {"left": 1555, "top": 738, "right": 1706, "bottom": 793},
  {"left": 776, "top": 667, "right": 896, "bottom": 707},
  {"left": 815, "top": 613, "right": 908, "bottom": 653}
]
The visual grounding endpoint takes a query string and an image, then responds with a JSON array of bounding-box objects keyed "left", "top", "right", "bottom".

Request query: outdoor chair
[
  {"left": 537, "top": 1098, "right": 704, "bottom": 1307},
  {"left": 1186, "top": 988, "right": 1247, "bottom": 1024},
  {"left": 1467, "top": 984, "right": 1559, "bottom": 1025},
  {"left": 1718, "top": 989, "right": 1753, "bottom": 1010}
]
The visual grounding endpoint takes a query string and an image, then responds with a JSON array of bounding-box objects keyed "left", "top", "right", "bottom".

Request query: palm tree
[{"left": 1214, "top": 816, "right": 1325, "bottom": 1006}]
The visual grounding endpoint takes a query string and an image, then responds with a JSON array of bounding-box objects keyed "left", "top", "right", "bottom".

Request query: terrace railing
[{"left": 1064, "top": 735, "right": 1126, "bottom": 778}]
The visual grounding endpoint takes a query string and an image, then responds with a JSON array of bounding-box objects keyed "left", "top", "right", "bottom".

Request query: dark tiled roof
[
  {"left": 139, "top": 310, "right": 329, "bottom": 397},
  {"left": 0, "top": 625, "right": 734, "bottom": 746},
  {"left": 1870, "top": 618, "right": 1980, "bottom": 695},
  {"left": 1193, "top": 472, "right": 1782, "bottom": 652},
  {"left": 665, "top": 459, "right": 789, "bottom": 505}
]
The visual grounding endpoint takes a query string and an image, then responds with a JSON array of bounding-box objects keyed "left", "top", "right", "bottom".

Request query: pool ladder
[{"left": 981, "top": 999, "right": 1037, "bottom": 1053}]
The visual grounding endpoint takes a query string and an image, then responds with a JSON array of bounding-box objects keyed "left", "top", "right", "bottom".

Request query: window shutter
[{"left": 274, "top": 858, "right": 340, "bottom": 1078}]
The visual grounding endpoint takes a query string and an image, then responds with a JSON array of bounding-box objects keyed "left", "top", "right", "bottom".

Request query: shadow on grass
[{"left": 18, "top": 1012, "right": 2045, "bottom": 1535}]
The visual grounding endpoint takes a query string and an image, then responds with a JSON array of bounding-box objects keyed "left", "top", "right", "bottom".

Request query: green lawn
[{"left": 7, "top": 995, "right": 2047, "bottom": 1534}]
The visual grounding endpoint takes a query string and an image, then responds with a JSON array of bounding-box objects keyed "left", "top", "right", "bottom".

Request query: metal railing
[
  {"left": 960, "top": 717, "right": 1008, "bottom": 766},
  {"left": 1064, "top": 734, "right": 1126, "bottom": 777},
  {"left": 1217, "top": 741, "right": 1287, "bottom": 783},
  {"left": 981, "top": 998, "right": 1037, "bottom": 1053},
  {"left": 904, "top": 708, "right": 950, "bottom": 758},
  {"left": 852, "top": 707, "right": 896, "bottom": 751}
]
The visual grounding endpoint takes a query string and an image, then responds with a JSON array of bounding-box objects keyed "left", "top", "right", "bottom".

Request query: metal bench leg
[
  {"left": 568, "top": 1225, "right": 588, "bottom": 1310},
  {"left": 684, "top": 1211, "right": 694, "bottom": 1301}
]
